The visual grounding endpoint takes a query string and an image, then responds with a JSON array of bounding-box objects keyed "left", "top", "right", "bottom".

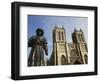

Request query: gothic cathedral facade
[{"left": 49, "top": 26, "right": 88, "bottom": 65}]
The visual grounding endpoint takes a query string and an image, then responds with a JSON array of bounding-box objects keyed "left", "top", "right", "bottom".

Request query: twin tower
[{"left": 50, "top": 25, "right": 88, "bottom": 65}]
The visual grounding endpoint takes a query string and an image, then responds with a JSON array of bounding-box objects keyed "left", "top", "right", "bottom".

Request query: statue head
[{"left": 36, "top": 28, "right": 44, "bottom": 36}]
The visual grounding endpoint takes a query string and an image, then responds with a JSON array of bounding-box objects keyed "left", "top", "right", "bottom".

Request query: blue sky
[{"left": 28, "top": 15, "right": 88, "bottom": 59}]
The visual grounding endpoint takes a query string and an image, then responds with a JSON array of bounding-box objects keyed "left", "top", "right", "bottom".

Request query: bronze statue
[{"left": 28, "top": 28, "right": 48, "bottom": 66}]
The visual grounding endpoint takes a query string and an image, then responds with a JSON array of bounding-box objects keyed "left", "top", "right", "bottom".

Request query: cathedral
[{"left": 49, "top": 25, "right": 88, "bottom": 65}]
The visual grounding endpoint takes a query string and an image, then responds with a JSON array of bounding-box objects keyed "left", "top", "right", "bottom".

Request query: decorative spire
[
  {"left": 80, "top": 29, "right": 83, "bottom": 32},
  {"left": 74, "top": 28, "right": 77, "bottom": 32},
  {"left": 62, "top": 25, "right": 64, "bottom": 28},
  {"left": 54, "top": 24, "right": 57, "bottom": 28}
]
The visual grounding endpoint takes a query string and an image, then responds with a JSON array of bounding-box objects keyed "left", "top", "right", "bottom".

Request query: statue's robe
[{"left": 28, "top": 36, "right": 48, "bottom": 66}]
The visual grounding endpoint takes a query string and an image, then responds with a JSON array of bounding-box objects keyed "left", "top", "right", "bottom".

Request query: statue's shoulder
[
  {"left": 28, "top": 36, "right": 36, "bottom": 43},
  {"left": 30, "top": 36, "right": 36, "bottom": 39}
]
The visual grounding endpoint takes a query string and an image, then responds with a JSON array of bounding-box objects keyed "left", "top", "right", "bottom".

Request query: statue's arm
[
  {"left": 43, "top": 37, "right": 48, "bottom": 55},
  {"left": 43, "top": 43, "right": 48, "bottom": 56}
]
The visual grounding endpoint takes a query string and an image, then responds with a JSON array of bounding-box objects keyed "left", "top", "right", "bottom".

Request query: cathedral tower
[
  {"left": 72, "top": 29, "right": 88, "bottom": 64},
  {"left": 52, "top": 26, "right": 68, "bottom": 65}
]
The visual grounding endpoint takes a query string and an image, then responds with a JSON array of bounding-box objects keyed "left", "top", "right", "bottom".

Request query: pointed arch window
[
  {"left": 61, "top": 31, "right": 64, "bottom": 41},
  {"left": 59, "top": 31, "right": 61, "bottom": 40}
]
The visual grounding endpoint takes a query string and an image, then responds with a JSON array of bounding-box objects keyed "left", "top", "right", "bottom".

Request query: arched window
[
  {"left": 84, "top": 54, "right": 88, "bottom": 64},
  {"left": 59, "top": 31, "right": 61, "bottom": 40},
  {"left": 61, "top": 31, "right": 64, "bottom": 41},
  {"left": 61, "top": 55, "right": 66, "bottom": 65}
]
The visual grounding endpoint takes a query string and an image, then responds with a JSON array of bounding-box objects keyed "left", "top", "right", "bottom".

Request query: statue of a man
[{"left": 28, "top": 28, "right": 48, "bottom": 66}]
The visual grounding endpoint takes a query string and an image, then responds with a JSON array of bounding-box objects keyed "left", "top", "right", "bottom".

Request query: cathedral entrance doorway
[{"left": 73, "top": 60, "right": 81, "bottom": 64}]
